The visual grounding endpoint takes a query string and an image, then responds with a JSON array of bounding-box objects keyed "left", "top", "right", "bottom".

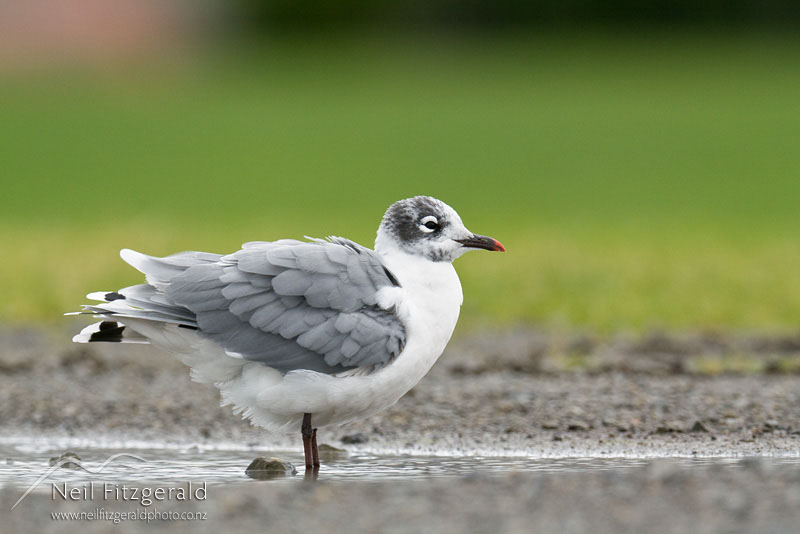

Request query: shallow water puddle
[{"left": 2, "top": 443, "right": 800, "bottom": 490}]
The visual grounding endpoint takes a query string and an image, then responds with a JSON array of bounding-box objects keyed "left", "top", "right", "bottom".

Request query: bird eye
[{"left": 419, "top": 215, "right": 439, "bottom": 233}]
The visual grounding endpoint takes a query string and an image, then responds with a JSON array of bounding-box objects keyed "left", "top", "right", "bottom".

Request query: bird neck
[
  {"left": 374, "top": 226, "right": 398, "bottom": 257},
  {"left": 377, "top": 245, "right": 463, "bottom": 310}
]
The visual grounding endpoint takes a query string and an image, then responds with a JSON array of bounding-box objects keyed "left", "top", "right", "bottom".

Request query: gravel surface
[
  {"left": 2, "top": 325, "right": 800, "bottom": 533},
  {"left": 2, "top": 325, "right": 799, "bottom": 456}
]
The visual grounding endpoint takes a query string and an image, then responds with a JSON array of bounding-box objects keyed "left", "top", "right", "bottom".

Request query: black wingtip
[
  {"left": 105, "top": 292, "right": 126, "bottom": 301},
  {"left": 89, "top": 321, "right": 125, "bottom": 342}
]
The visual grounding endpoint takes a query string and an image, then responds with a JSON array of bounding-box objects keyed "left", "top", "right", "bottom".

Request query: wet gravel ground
[
  {"left": 2, "top": 325, "right": 800, "bottom": 532},
  {"left": 2, "top": 325, "right": 799, "bottom": 456}
]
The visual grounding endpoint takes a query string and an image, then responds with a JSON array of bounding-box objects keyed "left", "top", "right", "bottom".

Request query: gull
[{"left": 70, "top": 196, "right": 505, "bottom": 470}]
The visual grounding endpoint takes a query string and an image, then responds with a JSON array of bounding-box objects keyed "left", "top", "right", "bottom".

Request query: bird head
[{"left": 375, "top": 196, "right": 505, "bottom": 262}]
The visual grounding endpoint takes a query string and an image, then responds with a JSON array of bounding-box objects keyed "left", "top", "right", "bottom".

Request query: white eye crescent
[{"left": 419, "top": 216, "right": 439, "bottom": 233}]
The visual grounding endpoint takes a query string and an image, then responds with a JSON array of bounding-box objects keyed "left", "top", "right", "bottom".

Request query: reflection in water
[{"left": 1, "top": 444, "right": 799, "bottom": 490}]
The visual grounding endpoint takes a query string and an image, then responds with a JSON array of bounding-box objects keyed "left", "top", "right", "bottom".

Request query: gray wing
[{"left": 165, "top": 237, "right": 405, "bottom": 374}]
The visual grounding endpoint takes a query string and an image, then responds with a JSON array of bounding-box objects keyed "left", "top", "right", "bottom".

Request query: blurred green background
[{"left": 1, "top": 1, "right": 799, "bottom": 333}]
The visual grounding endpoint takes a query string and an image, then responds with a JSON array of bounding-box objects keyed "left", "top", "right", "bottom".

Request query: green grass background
[{"left": 2, "top": 32, "right": 799, "bottom": 332}]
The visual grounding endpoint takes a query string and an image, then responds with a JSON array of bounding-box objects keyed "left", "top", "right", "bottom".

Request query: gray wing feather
[
  {"left": 118, "top": 285, "right": 197, "bottom": 322},
  {"left": 164, "top": 237, "right": 405, "bottom": 374},
  {"left": 75, "top": 284, "right": 199, "bottom": 328},
  {"left": 237, "top": 253, "right": 283, "bottom": 276},
  {"left": 296, "top": 247, "right": 341, "bottom": 274},
  {"left": 272, "top": 269, "right": 314, "bottom": 295},
  {"left": 227, "top": 290, "right": 275, "bottom": 316},
  {"left": 305, "top": 277, "right": 341, "bottom": 308},
  {"left": 221, "top": 282, "right": 260, "bottom": 300},
  {"left": 121, "top": 249, "right": 222, "bottom": 290},
  {"left": 265, "top": 247, "right": 300, "bottom": 269},
  {"left": 347, "top": 257, "right": 373, "bottom": 290}
]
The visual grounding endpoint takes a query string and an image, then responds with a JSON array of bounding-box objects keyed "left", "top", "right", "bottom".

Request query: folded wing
[{"left": 159, "top": 238, "right": 405, "bottom": 374}]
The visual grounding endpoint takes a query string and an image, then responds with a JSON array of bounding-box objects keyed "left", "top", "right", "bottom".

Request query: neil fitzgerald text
[{"left": 52, "top": 482, "right": 207, "bottom": 507}]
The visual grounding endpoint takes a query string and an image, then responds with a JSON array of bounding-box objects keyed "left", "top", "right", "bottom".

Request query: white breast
[{"left": 377, "top": 248, "right": 464, "bottom": 354}]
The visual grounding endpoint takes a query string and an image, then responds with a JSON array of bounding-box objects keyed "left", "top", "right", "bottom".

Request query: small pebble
[
  {"left": 245, "top": 457, "right": 297, "bottom": 480},
  {"left": 690, "top": 421, "right": 710, "bottom": 433},
  {"left": 49, "top": 451, "right": 81, "bottom": 469}
]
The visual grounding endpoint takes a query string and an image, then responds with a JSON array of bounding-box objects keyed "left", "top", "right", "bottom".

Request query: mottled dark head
[{"left": 375, "top": 196, "right": 504, "bottom": 262}]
